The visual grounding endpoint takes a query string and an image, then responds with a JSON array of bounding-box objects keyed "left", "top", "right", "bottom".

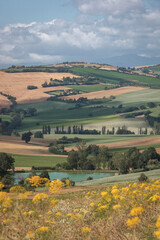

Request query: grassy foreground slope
[
  {"left": 76, "top": 169, "right": 160, "bottom": 186},
  {"left": 1, "top": 175, "right": 160, "bottom": 239}
]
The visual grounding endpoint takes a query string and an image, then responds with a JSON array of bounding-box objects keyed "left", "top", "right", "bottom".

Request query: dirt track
[{"left": 62, "top": 86, "right": 147, "bottom": 100}]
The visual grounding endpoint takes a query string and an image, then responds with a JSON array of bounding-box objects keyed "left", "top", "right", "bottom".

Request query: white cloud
[
  {"left": 29, "top": 53, "right": 63, "bottom": 62},
  {"left": 74, "top": 0, "right": 144, "bottom": 16},
  {"left": 0, "top": 0, "right": 160, "bottom": 67}
]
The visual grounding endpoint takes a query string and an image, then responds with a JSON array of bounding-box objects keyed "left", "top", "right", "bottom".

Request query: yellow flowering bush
[
  {"left": 26, "top": 176, "right": 50, "bottom": 188},
  {"left": 126, "top": 217, "right": 141, "bottom": 228},
  {"left": 49, "top": 179, "right": 65, "bottom": 193},
  {"left": 32, "top": 193, "right": 49, "bottom": 204},
  {"left": 0, "top": 192, "right": 12, "bottom": 208},
  {"left": 10, "top": 185, "right": 26, "bottom": 193},
  {"left": 0, "top": 182, "right": 4, "bottom": 190}
]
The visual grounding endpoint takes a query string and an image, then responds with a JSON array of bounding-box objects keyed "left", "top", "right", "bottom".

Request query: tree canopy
[{"left": 0, "top": 153, "right": 15, "bottom": 176}]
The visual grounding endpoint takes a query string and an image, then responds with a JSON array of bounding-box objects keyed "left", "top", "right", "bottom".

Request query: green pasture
[
  {"left": 147, "top": 65, "right": 160, "bottom": 72},
  {"left": 150, "top": 106, "right": 160, "bottom": 117},
  {"left": 0, "top": 115, "right": 11, "bottom": 121},
  {"left": 16, "top": 101, "right": 117, "bottom": 131},
  {"left": 106, "top": 89, "right": 160, "bottom": 107},
  {"left": 68, "top": 84, "right": 114, "bottom": 92},
  {"left": 44, "top": 133, "right": 158, "bottom": 148},
  {"left": 11, "top": 154, "right": 67, "bottom": 167},
  {"left": 76, "top": 169, "right": 160, "bottom": 186},
  {"left": 71, "top": 67, "right": 160, "bottom": 87}
]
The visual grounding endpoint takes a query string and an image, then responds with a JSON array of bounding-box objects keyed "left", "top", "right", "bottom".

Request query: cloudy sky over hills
[{"left": 0, "top": 0, "right": 160, "bottom": 67}]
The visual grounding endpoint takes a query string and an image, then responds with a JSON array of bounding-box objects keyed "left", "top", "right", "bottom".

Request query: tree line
[{"left": 61, "top": 143, "right": 160, "bottom": 173}]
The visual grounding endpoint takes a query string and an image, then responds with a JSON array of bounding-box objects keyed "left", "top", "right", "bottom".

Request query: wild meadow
[{"left": 1, "top": 176, "right": 160, "bottom": 240}]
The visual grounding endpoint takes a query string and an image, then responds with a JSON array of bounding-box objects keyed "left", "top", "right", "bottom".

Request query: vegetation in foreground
[{"left": 0, "top": 176, "right": 160, "bottom": 239}]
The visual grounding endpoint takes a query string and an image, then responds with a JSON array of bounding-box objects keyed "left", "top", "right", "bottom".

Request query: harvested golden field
[
  {"left": 99, "top": 65, "right": 117, "bottom": 71},
  {"left": 0, "top": 72, "right": 79, "bottom": 105},
  {"left": 62, "top": 86, "right": 147, "bottom": 100},
  {"left": 0, "top": 94, "right": 11, "bottom": 108}
]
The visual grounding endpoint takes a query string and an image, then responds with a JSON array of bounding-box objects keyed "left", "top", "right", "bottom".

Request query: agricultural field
[
  {"left": 0, "top": 72, "right": 78, "bottom": 105},
  {"left": 71, "top": 66, "right": 160, "bottom": 87},
  {"left": 1, "top": 63, "right": 160, "bottom": 173},
  {"left": 107, "top": 88, "right": 160, "bottom": 107},
  {"left": 13, "top": 154, "right": 67, "bottom": 167},
  {"left": 150, "top": 106, "right": 160, "bottom": 117},
  {"left": 62, "top": 86, "right": 146, "bottom": 100},
  {"left": 0, "top": 94, "right": 11, "bottom": 108},
  {"left": 68, "top": 84, "right": 114, "bottom": 93}
]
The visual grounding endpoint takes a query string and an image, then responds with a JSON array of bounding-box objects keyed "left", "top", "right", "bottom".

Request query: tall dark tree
[
  {"left": 0, "top": 153, "right": 15, "bottom": 176},
  {"left": 21, "top": 131, "right": 32, "bottom": 143}
]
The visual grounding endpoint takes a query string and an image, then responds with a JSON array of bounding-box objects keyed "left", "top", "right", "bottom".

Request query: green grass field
[
  {"left": 71, "top": 67, "right": 160, "bottom": 87},
  {"left": 12, "top": 154, "right": 67, "bottom": 167},
  {"left": 16, "top": 101, "right": 118, "bottom": 131},
  {"left": 150, "top": 106, "right": 160, "bottom": 117},
  {"left": 16, "top": 89, "right": 160, "bottom": 131},
  {"left": 68, "top": 84, "right": 114, "bottom": 92},
  {"left": 45, "top": 134, "right": 159, "bottom": 148},
  {"left": 147, "top": 65, "right": 160, "bottom": 72},
  {"left": 106, "top": 89, "right": 160, "bottom": 107},
  {"left": 76, "top": 169, "right": 160, "bottom": 186}
]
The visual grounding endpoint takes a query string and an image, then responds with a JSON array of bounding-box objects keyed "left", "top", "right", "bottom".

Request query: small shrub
[
  {"left": 87, "top": 176, "right": 93, "bottom": 181},
  {"left": 27, "top": 85, "right": 38, "bottom": 90},
  {"left": 138, "top": 173, "right": 149, "bottom": 182},
  {"left": 10, "top": 185, "right": 26, "bottom": 193}
]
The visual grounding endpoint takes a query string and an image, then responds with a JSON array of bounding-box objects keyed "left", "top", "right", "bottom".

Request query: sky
[{"left": 0, "top": 0, "right": 160, "bottom": 67}]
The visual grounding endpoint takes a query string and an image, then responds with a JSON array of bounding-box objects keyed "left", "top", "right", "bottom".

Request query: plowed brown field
[
  {"left": 66, "top": 136, "right": 160, "bottom": 152},
  {"left": 0, "top": 72, "right": 79, "bottom": 105},
  {"left": 0, "top": 135, "right": 67, "bottom": 157},
  {"left": 62, "top": 86, "right": 147, "bottom": 100}
]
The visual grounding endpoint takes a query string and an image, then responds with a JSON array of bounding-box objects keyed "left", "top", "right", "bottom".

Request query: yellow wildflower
[
  {"left": 130, "top": 207, "right": 144, "bottom": 216},
  {"left": 25, "top": 231, "right": 35, "bottom": 239},
  {"left": 149, "top": 195, "right": 160, "bottom": 202},
  {"left": 111, "top": 188, "right": 120, "bottom": 195},
  {"left": 90, "top": 202, "right": 95, "bottom": 207},
  {"left": 66, "top": 213, "right": 73, "bottom": 217},
  {"left": 50, "top": 198, "right": 58, "bottom": 207},
  {"left": 154, "top": 229, "right": 160, "bottom": 239},
  {"left": 81, "top": 227, "right": 91, "bottom": 234},
  {"left": 10, "top": 185, "right": 26, "bottom": 193},
  {"left": 98, "top": 205, "right": 108, "bottom": 211},
  {"left": 36, "top": 226, "right": 50, "bottom": 233},
  {"left": 56, "top": 212, "right": 62, "bottom": 216},
  {"left": 156, "top": 216, "right": 160, "bottom": 228},
  {"left": 3, "top": 219, "right": 11, "bottom": 224},
  {"left": 0, "top": 192, "right": 12, "bottom": 208},
  {"left": 126, "top": 217, "right": 140, "bottom": 228},
  {"left": 32, "top": 193, "right": 49, "bottom": 204},
  {"left": 101, "top": 191, "right": 108, "bottom": 197},
  {"left": 113, "top": 204, "right": 121, "bottom": 210}
]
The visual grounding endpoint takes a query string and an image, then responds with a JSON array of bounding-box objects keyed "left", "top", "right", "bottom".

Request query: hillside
[{"left": 0, "top": 62, "right": 160, "bottom": 171}]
